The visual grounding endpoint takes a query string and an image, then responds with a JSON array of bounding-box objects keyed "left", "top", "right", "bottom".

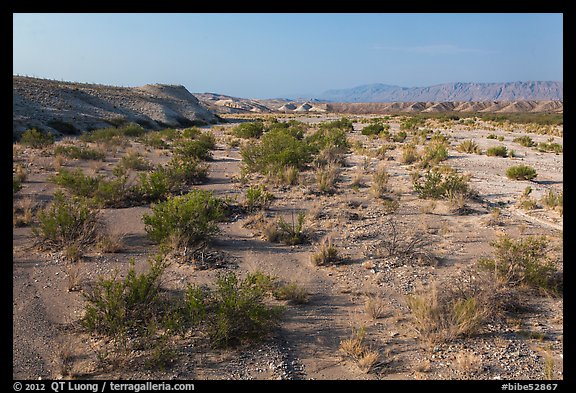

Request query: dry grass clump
[
  {"left": 339, "top": 326, "right": 381, "bottom": 373},
  {"left": 310, "top": 237, "right": 340, "bottom": 266},
  {"left": 406, "top": 278, "right": 497, "bottom": 344},
  {"left": 370, "top": 164, "right": 390, "bottom": 198},
  {"left": 365, "top": 296, "right": 388, "bottom": 320}
]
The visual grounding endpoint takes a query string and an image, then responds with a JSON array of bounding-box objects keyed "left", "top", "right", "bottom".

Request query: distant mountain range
[{"left": 317, "top": 81, "right": 563, "bottom": 102}]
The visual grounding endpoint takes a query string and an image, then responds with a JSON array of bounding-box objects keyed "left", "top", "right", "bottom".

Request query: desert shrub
[
  {"left": 82, "top": 257, "right": 168, "bottom": 337},
  {"left": 420, "top": 141, "right": 449, "bottom": 167},
  {"left": 139, "top": 132, "right": 169, "bottom": 149},
  {"left": 506, "top": 165, "right": 537, "bottom": 180},
  {"left": 19, "top": 128, "right": 55, "bottom": 148},
  {"left": 277, "top": 211, "right": 307, "bottom": 245},
  {"left": 540, "top": 189, "right": 563, "bottom": 214},
  {"left": 486, "top": 134, "right": 498, "bottom": 140},
  {"left": 135, "top": 167, "right": 179, "bottom": 202},
  {"left": 181, "top": 127, "right": 202, "bottom": 139},
  {"left": 34, "top": 191, "right": 99, "bottom": 248},
  {"left": 13, "top": 177, "right": 22, "bottom": 193},
  {"left": 392, "top": 131, "right": 408, "bottom": 143},
  {"left": 53, "top": 145, "right": 105, "bottom": 161},
  {"left": 202, "top": 272, "right": 284, "bottom": 348},
  {"left": 315, "top": 164, "right": 339, "bottom": 194},
  {"left": 513, "top": 136, "right": 535, "bottom": 147},
  {"left": 51, "top": 168, "right": 102, "bottom": 198},
  {"left": 273, "top": 282, "right": 309, "bottom": 304},
  {"left": 306, "top": 126, "right": 350, "bottom": 153},
  {"left": 241, "top": 129, "right": 314, "bottom": 176},
  {"left": 370, "top": 165, "right": 390, "bottom": 199},
  {"left": 400, "top": 144, "right": 419, "bottom": 164},
  {"left": 117, "top": 151, "right": 153, "bottom": 171},
  {"left": 143, "top": 190, "right": 224, "bottom": 247},
  {"left": 361, "top": 122, "right": 387, "bottom": 136},
  {"left": 310, "top": 237, "right": 339, "bottom": 266},
  {"left": 165, "top": 157, "right": 209, "bottom": 186},
  {"left": 319, "top": 117, "right": 354, "bottom": 132},
  {"left": 339, "top": 326, "right": 380, "bottom": 373},
  {"left": 117, "top": 123, "right": 146, "bottom": 137},
  {"left": 413, "top": 168, "right": 469, "bottom": 199},
  {"left": 536, "top": 141, "right": 563, "bottom": 154},
  {"left": 173, "top": 139, "right": 212, "bottom": 161},
  {"left": 517, "top": 186, "right": 538, "bottom": 210},
  {"left": 80, "top": 127, "right": 127, "bottom": 146},
  {"left": 456, "top": 140, "right": 480, "bottom": 154},
  {"left": 232, "top": 121, "right": 265, "bottom": 139},
  {"left": 407, "top": 283, "right": 492, "bottom": 344},
  {"left": 478, "top": 235, "right": 559, "bottom": 292},
  {"left": 400, "top": 117, "right": 425, "bottom": 130},
  {"left": 244, "top": 185, "right": 274, "bottom": 211},
  {"left": 486, "top": 146, "right": 509, "bottom": 157}
]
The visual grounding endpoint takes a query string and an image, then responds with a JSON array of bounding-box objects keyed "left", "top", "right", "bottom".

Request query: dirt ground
[{"left": 13, "top": 114, "right": 563, "bottom": 380}]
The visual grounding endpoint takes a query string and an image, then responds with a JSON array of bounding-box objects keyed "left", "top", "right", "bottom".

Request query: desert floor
[{"left": 13, "top": 114, "right": 563, "bottom": 380}]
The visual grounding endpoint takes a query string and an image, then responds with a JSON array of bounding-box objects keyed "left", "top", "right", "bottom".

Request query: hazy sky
[{"left": 13, "top": 13, "right": 563, "bottom": 98}]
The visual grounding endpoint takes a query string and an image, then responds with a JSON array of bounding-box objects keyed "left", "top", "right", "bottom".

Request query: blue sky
[{"left": 13, "top": 13, "right": 563, "bottom": 98}]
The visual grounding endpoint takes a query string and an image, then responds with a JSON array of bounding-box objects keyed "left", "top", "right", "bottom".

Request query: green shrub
[
  {"left": 232, "top": 121, "right": 265, "bottom": 139},
  {"left": 244, "top": 185, "right": 274, "bottom": 211},
  {"left": 536, "top": 142, "right": 563, "bottom": 154},
  {"left": 82, "top": 257, "right": 168, "bottom": 336},
  {"left": 117, "top": 151, "right": 153, "bottom": 171},
  {"left": 486, "top": 134, "right": 498, "bottom": 140},
  {"left": 306, "top": 126, "right": 350, "bottom": 153},
  {"left": 34, "top": 191, "right": 99, "bottom": 247},
  {"left": 413, "top": 169, "right": 469, "bottom": 199},
  {"left": 173, "top": 139, "right": 212, "bottom": 161},
  {"left": 361, "top": 123, "right": 387, "bottom": 136},
  {"left": 53, "top": 145, "right": 105, "bottom": 160},
  {"left": 51, "top": 168, "right": 102, "bottom": 198},
  {"left": 506, "top": 165, "right": 537, "bottom": 180},
  {"left": 486, "top": 146, "right": 509, "bottom": 157},
  {"left": 478, "top": 235, "right": 559, "bottom": 292},
  {"left": 241, "top": 129, "right": 314, "bottom": 176},
  {"left": 400, "top": 117, "right": 424, "bottom": 131},
  {"left": 392, "top": 131, "right": 407, "bottom": 143},
  {"left": 139, "top": 132, "right": 169, "bottom": 149},
  {"left": 203, "top": 271, "right": 283, "bottom": 348},
  {"left": 513, "top": 136, "right": 535, "bottom": 147},
  {"left": 277, "top": 211, "right": 307, "bottom": 245},
  {"left": 19, "top": 128, "right": 55, "bottom": 148},
  {"left": 117, "top": 123, "right": 146, "bottom": 137},
  {"left": 420, "top": 141, "right": 449, "bottom": 167},
  {"left": 143, "top": 190, "right": 224, "bottom": 247},
  {"left": 13, "top": 177, "right": 22, "bottom": 193},
  {"left": 319, "top": 117, "right": 354, "bottom": 132}
]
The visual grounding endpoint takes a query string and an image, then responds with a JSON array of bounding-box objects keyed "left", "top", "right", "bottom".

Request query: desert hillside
[
  {"left": 193, "top": 92, "right": 563, "bottom": 115},
  {"left": 13, "top": 76, "right": 220, "bottom": 136}
]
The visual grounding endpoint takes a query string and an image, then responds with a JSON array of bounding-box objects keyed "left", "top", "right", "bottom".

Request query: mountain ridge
[{"left": 318, "top": 81, "right": 563, "bottom": 102}]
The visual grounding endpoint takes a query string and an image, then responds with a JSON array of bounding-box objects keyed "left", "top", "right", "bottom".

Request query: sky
[{"left": 13, "top": 13, "right": 563, "bottom": 99}]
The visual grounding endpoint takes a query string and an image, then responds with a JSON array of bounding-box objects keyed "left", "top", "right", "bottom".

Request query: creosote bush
[
  {"left": 478, "top": 235, "right": 559, "bottom": 293},
  {"left": 143, "top": 190, "right": 224, "bottom": 248},
  {"left": 486, "top": 145, "right": 509, "bottom": 157},
  {"left": 34, "top": 191, "right": 99, "bottom": 248},
  {"left": 506, "top": 165, "right": 537, "bottom": 181},
  {"left": 19, "top": 128, "right": 55, "bottom": 148},
  {"left": 413, "top": 168, "right": 470, "bottom": 200}
]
